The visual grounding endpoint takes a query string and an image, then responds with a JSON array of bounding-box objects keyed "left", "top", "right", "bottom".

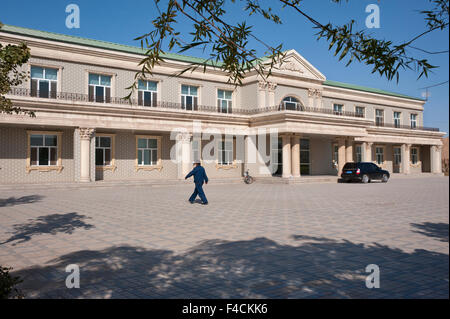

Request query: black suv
[{"left": 341, "top": 162, "right": 390, "bottom": 183}]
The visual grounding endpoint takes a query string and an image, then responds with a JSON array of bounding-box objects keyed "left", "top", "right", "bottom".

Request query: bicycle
[{"left": 244, "top": 169, "right": 254, "bottom": 184}]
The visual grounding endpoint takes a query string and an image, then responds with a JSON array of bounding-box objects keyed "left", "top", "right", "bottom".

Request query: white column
[
  {"left": 431, "top": 145, "right": 443, "bottom": 174},
  {"left": 176, "top": 133, "right": 192, "bottom": 179},
  {"left": 79, "top": 128, "right": 95, "bottom": 182},
  {"left": 363, "top": 142, "right": 373, "bottom": 162},
  {"left": 401, "top": 143, "right": 411, "bottom": 174},
  {"left": 337, "top": 137, "right": 346, "bottom": 175},
  {"left": 345, "top": 138, "right": 353, "bottom": 162},
  {"left": 291, "top": 135, "right": 300, "bottom": 178},
  {"left": 258, "top": 81, "right": 267, "bottom": 109},
  {"left": 267, "top": 82, "right": 277, "bottom": 107},
  {"left": 282, "top": 134, "right": 292, "bottom": 178}
]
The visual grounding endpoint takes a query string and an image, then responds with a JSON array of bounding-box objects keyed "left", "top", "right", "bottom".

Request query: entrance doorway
[
  {"left": 393, "top": 147, "right": 401, "bottom": 173},
  {"left": 300, "top": 139, "right": 311, "bottom": 175},
  {"left": 271, "top": 137, "right": 282, "bottom": 176}
]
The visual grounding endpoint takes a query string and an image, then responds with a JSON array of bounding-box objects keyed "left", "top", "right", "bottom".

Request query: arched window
[{"left": 281, "top": 96, "right": 302, "bottom": 111}]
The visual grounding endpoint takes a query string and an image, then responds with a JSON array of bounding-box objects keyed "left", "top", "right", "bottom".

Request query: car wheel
[
  {"left": 362, "top": 174, "right": 369, "bottom": 184},
  {"left": 382, "top": 174, "right": 389, "bottom": 183}
]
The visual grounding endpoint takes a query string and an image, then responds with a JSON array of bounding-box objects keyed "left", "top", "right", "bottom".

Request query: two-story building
[{"left": 0, "top": 24, "right": 445, "bottom": 185}]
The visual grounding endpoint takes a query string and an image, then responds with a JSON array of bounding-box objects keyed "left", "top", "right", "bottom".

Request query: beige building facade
[{"left": 0, "top": 25, "right": 445, "bottom": 185}]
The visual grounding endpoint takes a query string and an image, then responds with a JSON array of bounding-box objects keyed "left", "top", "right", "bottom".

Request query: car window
[{"left": 343, "top": 163, "right": 357, "bottom": 170}]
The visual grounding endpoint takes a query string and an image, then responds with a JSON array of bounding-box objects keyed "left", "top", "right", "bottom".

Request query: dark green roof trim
[
  {"left": 0, "top": 24, "right": 220, "bottom": 67},
  {"left": 324, "top": 80, "right": 425, "bottom": 102}
]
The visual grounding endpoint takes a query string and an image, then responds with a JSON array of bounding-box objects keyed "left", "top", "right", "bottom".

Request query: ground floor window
[
  {"left": 136, "top": 136, "right": 161, "bottom": 169},
  {"left": 191, "top": 139, "right": 201, "bottom": 163},
  {"left": 27, "top": 131, "right": 62, "bottom": 172},
  {"left": 355, "top": 145, "right": 362, "bottom": 162},
  {"left": 218, "top": 139, "right": 233, "bottom": 165},
  {"left": 411, "top": 147, "right": 419, "bottom": 164},
  {"left": 300, "top": 139, "right": 310, "bottom": 175},
  {"left": 375, "top": 146, "right": 384, "bottom": 165},
  {"left": 332, "top": 143, "right": 339, "bottom": 167},
  {"left": 271, "top": 137, "right": 282, "bottom": 175},
  {"left": 394, "top": 147, "right": 401, "bottom": 165},
  {"left": 95, "top": 135, "right": 115, "bottom": 167}
]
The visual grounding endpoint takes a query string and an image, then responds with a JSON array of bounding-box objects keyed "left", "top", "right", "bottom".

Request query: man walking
[{"left": 185, "top": 161, "right": 209, "bottom": 205}]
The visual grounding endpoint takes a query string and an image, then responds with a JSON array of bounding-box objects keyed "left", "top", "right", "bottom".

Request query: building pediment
[{"left": 266, "top": 49, "right": 326, "bottom": 81}]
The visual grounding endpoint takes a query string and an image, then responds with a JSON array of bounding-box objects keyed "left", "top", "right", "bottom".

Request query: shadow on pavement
[
  {"left": 1, "top": 212, "right": 95, "bottom": 246},
  {"left": 13, "top": 236, "right": 449, "bottom": 299},
  {"left": 0, "top": 195, "right": 44, "bottom": 208},
  {"left": 411, "top": 222, "right": 449, "bottom": 242}
]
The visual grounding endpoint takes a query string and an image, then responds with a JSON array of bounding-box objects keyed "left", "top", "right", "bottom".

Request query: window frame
[
  {"left": 138, "top": 79, "right": 158, "bottom": 107},
  {"left": 26, "top": 131, "right": 63, "bottom": 173},
  {"left": 216, "top": 137, "right": 237, "bottom": 169},
  {"left": 181, "top": 84, "right": 199, "bottom": 111},
  {"left": 217, "top": 89, "right": 233, "bottom": 113},
  {"left": 95, "top": 134, "right": 116, "bottom": 171},
  {"left": 282, "top": 96, "right": 302, "bottom": 111},
  {"left": 394, "top": 111, "right": 402, "bottom": 128},
  {"left": 135, "top": 135, "right": 162, "bottom": 171},
  {"left": 87, "top": 72, "right": 114, "bottom": 103},
  {"left": 393, "top": 146, "right": 402, "bottom": 166},
  {"left": 375, "top": 109, "right": 384, "bottom": 126},
  {"left": 410, "top": 114, "right": 417, "bottom": 129},
  {"left": 355, "top": 106, "right": 365, "bottom": 118},
  {"left": 355, "top": 145, "right": 363, "bottom": 163},
  {"left": 30, "top": 66, "right": 58, "bottom": 99},
  {"left": 375, "top": 146, "right": 385, "bottom": 165},
  {"left": 333, "top": 103, "right": 344, "bottom": 115},
  {"left": 410, "top": 147, "right": 419, "bottom": 165}
]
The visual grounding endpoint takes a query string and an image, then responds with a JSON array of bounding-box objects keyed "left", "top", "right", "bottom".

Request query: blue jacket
[{"left": 185, "top": 165, "right": 209, "bottom": 184}]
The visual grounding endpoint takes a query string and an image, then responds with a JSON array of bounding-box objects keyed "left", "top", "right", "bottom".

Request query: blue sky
[{"left": 1, "top": 0, "right": 448, "bottom": 134}]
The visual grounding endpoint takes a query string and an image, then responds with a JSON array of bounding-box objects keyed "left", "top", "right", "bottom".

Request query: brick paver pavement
[{"left": 0, "top": 176, "right": 448, "bottom": 298}]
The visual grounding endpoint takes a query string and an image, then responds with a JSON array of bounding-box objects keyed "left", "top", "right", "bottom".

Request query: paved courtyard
[{"left": 0, "top": 176, "right": 448, "bottom": 298}]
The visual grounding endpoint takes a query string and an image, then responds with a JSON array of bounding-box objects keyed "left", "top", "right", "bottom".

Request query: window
[
  {"left": 138, "top": 80, "right": 157, "bottom": 107},
  {"left": 375, "top": 109, "right": 384, "bottom": 126},
  {"left": 355, "top": 106, "right": 365, "bottom": 118},
  {"left": 89, "top": 74, "right": 111, "bottom": 103},
  {"left": 31, "top": 66, "right": 58, "bottom": 98},
  {"left": 181, "top": 85, "right": 198, "bottom": 110},
  {"left": 375, "top": 146, "right": 384, "bottom": 165},
  {"left": 394, "top": 147, "right": 401, "bottom": 165},
  {"left": 300, "top": 139, "right": 310, "bottom": 175},
  {"left": 410, "top": 114, "right": 417, "bottom": 129},
  {"left": 355, "top": 145, "right": 363, "bottom": 162},
  {"left": 282, "top": 96, "right": 302, "bottom": 111},
  {"left": 218, "top": 139, "right": 233, "bottom": 165},
  {"left": 191, "top": 139, "right": 201, "bottom": 163},
  {"left": 30, "top": 134, "right": 58, "bottom": 166},
  {"left": 137, "top": 137, "right": 158, "bottom": 166},
  {"left": 411, "top": 147, "right": 419, "bottom": 164},
  {"left": 333, "top": 104, "right": 343, "bottom": 115},
  {"left": 271, "top": 137, "right": 282, "bottom": 175},
  {"left": 332, "top": 144, "right": 339, "bottom": 165},
  {"left": 95, "top": 136, "right": 112, "bottom": 166},
  {"left": 394, "top": 112, "right": 401, "bottom": 128},
  {"left": 217, "top": 90, "right": 232, "bottom": 113}
]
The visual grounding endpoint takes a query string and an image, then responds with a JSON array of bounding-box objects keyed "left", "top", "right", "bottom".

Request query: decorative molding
[
  {"left": 258, "top": 80, "right": 267, "bottom": 91},
  {"left": 79, "top": 128, "right": 95, "bottom": 140},
  {"left": 267, "top": 82, "right": 277, "bottom": 92},
  {"left": 279, "top": 60, "right": 304, "bottom": 74}
]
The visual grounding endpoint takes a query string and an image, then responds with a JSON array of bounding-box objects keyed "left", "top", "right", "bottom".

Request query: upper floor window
[
  {"left": 394, "top": 112, "right": 401, "bottom": 128},
  {"left": 218, "top": 139, "right": 233, "bottom": 165},
  {"left": 355, "top": 106, "right": 365, "bottom": 118},
  {"left": 138, "top": 80, "right": 157, "bottom": 107},
  {"left": 333, "top": 104, "right": 343, "bottom": 115},
  {"left": 31, "top": 66, "right": 58, "bottom": 98},
  {"left": 181, "top": 85, "right": 198, "bottom": 111},
  {"left": 282, "top": 96, "right": 301, "bottom": 111},
  {"left": 89, "top": 74, "right": 111, "bottom": 103},
  {"left": 375, "top": 109, "right": 384, "bottom": 126},
  {"left": 30, "top": 134, "right": 58, "bottom": 166},
  {"left": 217, "top": 89, "right": 232, "bottom": 113},
  {"left": 410, "top": 114, "right": 417, "bottom": 129}
]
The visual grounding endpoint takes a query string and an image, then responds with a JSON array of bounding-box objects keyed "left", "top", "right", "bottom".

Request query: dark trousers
[{"left": 189, "top": 182, "right": 208, "bottom": 203}]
